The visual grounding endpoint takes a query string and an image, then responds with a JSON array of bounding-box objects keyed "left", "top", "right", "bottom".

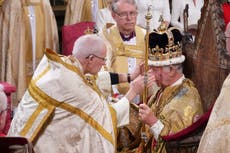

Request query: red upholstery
[
  {"left": 162, "top": 102, "right": 214, "bottom": 141},
  {"left": 222, "top": 3, "right": 230, "bottom": 29},
  {"left": 0, "top": 82, "right": 16, "bottom": 135},
  {"left": 62, "top": 22, "right": 95, "bottom": 55},
  {"left": 0, "top": 137, "right": 34, "bottom": 153}
]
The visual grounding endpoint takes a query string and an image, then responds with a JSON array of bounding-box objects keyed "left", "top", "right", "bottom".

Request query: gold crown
[{"left": 148, "top": 26, "right": 184, "bottom": 66}]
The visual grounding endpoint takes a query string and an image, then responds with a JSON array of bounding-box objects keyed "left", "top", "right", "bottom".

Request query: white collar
[{"left": 170, "top": 75, "right": 185, "bottom": 87}]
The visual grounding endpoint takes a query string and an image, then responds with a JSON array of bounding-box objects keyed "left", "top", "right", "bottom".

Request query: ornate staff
[
  {"left": 143, "top": 5, "right": 152, "bottom": 106},
  {"left": 141, "top": 5, "right": 152, "bottom": 144}
]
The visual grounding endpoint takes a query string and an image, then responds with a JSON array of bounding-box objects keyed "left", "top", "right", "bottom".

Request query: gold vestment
[{"left": 136, "top": 79, "right": 204, "bottom": 153}]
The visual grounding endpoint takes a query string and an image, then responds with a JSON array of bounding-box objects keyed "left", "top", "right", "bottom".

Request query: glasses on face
[
  {"left": 114, "top": 11, "right": 138, "bottom": 19},
  {"left": 86, "top": 54, "right": 107, "bottom": 62}
]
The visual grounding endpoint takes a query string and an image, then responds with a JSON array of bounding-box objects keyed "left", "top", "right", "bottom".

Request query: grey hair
[
  {"left": 111, "top": 0, "right": 137, "bottom": 13},
  {"left": 72, "top": 34, "right": 106, "bottom": 59}
]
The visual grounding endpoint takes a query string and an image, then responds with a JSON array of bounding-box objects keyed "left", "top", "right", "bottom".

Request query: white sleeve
[
  {"left": 149, "top": 120, "right": 164, "bottom": 140},
  {"left": 111, "top": 97, "right": 130, "bottom": 127},
  {"left": 171, "top": 0, "right": 184, "bottom": 31},
  {"left": 97, "top": 71, "right": 112, "bottom": 98}
]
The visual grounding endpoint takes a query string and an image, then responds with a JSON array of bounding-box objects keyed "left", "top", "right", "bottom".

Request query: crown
[{"left": 148, "top": 25, "right": 185, "bottom": 66}]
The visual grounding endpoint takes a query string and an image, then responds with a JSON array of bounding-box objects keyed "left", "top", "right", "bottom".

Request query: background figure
[
  {"left": 197, "top": 73, "right": 230, "bottom": 153},
  {"left": 136, "top": 0, "right": 171, "bottom": 31},
  {"left": 171, "top": 0, "right": 204, "bottom": 33},
  {"left": 136, "top": 25, "right": 204, "bottom": 153},
  {"left": 0, "top": 0, "right": 59, "bottom": 105},
  {"left": 101, "top": 0, "right": 146, "bottom": 101},
  {"left": 64, "top": 0, "right": 107, "bottom": 25},
  {"left": 100, "top": 1, "right": 153, "bottom": 151},
  {"left": 0, "top": 84, "right": 7, "bottom": 137},
  {"left": 96, "top": 0, "right": 115, "bottom": 32}
]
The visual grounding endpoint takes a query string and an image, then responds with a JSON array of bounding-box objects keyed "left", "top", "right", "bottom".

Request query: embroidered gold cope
[{"left": 136, "top": 79, "right": 204, "bottom": 153}]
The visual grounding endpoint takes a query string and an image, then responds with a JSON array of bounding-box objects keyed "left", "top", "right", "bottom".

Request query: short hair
[
  {"left": 72, "top": 34, "right": 106, "bottom": 59},
  {"left": 111, "top": 0, "right": 137, "bottom": 13}
]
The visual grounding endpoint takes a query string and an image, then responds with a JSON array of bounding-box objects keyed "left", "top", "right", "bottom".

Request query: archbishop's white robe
[{"left": 8, "top": 49, "right": 130, "bottom": 153}]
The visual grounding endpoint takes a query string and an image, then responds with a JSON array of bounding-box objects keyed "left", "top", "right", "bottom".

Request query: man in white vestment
[{"left": 7, "top": 34, "right": 155, "bottom": 153}]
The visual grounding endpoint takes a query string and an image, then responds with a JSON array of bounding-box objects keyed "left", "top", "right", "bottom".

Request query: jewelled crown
[{"left": 148, "top": 21, "right": 185, "bottom": 66}]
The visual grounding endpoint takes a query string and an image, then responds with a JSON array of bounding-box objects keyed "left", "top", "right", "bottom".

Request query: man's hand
[
  {"left": 139, "top": 103, "right": 157, "bottom": 126},
  {"left": 125, "top": 73, "right": 155, "bottom": 102}
]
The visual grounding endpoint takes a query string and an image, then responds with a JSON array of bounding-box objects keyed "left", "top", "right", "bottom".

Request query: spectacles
[
  {"left": 114, "top": 11, "right": 138, "bottom": 19},
  {"left": 86, "top": 54, "right": 107, "bottom": 62}
]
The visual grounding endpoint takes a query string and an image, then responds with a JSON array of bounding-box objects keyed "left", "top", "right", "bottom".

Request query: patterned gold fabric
[{"left": 137, "top": 78, "right": 204, "bottom": 153}]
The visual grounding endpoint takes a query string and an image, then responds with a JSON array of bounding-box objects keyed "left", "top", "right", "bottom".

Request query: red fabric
[
  {"left": 162, "top": 102, "right": 214, "bottom": 141},
  {"left": 62, "top": 22, "right": 95, "bottom": 56},
  {"left": 0, "top": 82, "right": 16, "bottom": 135},
  {"left": 0, "top": 137, "right": 34, "bottom": 153},
  {"left": 223, "top": 3, "right": 230, "bottom": 29}
]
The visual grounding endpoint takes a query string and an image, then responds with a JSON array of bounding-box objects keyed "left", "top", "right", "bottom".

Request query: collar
[
  {"left": 170, "top": 75, "right": 185, "bottom": 87},
  {"left": 120, "top": 31, "right": 136, "bottom": 41}
]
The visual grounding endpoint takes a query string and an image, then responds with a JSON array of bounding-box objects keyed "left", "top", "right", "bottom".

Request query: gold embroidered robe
[
  {"left": 137, "top": 78, "right": 204, "bottom": 153},
  {"left": 8, "top": 49, "right": 131, "bottom": 153}
]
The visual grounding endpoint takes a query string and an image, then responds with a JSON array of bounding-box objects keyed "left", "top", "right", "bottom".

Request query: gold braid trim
[
  {"left": 21, "top": 50, "right": 114, "bottom": 146},
  {"left": 28, "top": 80, "right": 115, "bottom": 146},
  {"left": 45, "top": 48, "right": 104, "bottom": 98},
  {"left": 20, "top": 65, "right": 55, "bottom": 143},
  {"left": 109, "top": 106, "right": 117, "bottom": 152}
]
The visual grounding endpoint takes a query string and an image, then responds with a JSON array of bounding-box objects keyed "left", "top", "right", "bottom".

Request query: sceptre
[
  {"left": 141, "top": 5, "right": 152, "bottom": 144},
  {"left": 143, "top": 5, "right": 152, "bottom": 106}
]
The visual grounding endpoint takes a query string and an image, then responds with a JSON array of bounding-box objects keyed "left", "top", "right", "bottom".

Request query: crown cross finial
[{"left": 157, "top": 15, "right": 167, "bottom": 33}]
